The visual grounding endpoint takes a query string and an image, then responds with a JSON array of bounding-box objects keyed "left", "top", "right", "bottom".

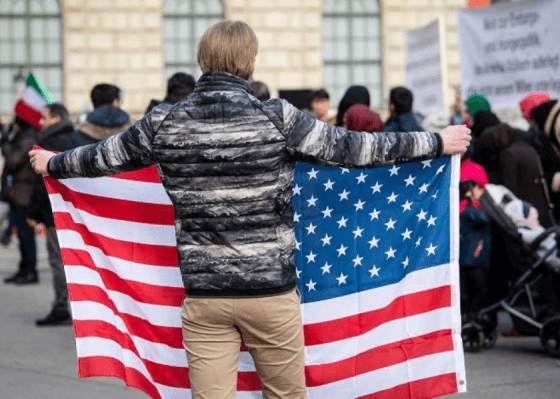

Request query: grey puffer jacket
[{"left": 48, "top": 71, "right": 442, "bottom": 297}]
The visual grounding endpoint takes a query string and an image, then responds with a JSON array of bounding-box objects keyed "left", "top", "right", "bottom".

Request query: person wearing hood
[
  {"left": 384, "top": 86, "right": 424, "bottom": 133},
  {"left": 477, "top": 123, "right": 554, "bottom": 227},
  {"left": 344, "top": 104, "right": 383, "bottom": 132},
  {"left": 73, "top": 83, "right": 130, "bottom": 146},
  {"left": 463, "top": 93, "right": 501, "bottom": 161},
  {"left": 28, "top": 103, "right": 77, "bottom": 325},
  {"left": 336, "top": 85, "right": 370, "bottom": 127}
]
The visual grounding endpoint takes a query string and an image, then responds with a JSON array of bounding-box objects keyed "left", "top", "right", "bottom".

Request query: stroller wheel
[
  {"left": 540, "top": 316, "right": 560, "bottom": 358},
  {"left": 462, "top": 323, "right": 484, "bottom": 353},
  {"left": 482, "top": 325, "right": 498, "bottom": 348}
]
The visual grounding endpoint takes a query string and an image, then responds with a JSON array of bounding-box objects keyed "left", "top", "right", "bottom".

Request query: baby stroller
[{"left": 461, "top": 185, "right": 560, "bottom": 357}]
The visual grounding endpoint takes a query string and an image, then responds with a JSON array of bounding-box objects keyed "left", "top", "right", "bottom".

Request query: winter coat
[
  {"left": 1, "top": 125, "right": 37, "bottom": 208},
  {"left": 459, "top": 205, "right": 492, "bottom": 268},
  {"left": 47, "top": 71, "right": 443, "bottom": 297},
  {"left": 477, "top": 123, "right": 554, "bottom": 227},
  {"left": 28, "top": 120, "right": 76, "bottom": 226},
  {"left": 73, "top": 104, "right": 131, "bottom": 146},
  {"left": 384, "top": 111, "right": 424, "bottom": 133}
]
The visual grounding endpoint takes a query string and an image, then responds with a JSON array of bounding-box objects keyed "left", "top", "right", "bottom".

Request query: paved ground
[{"left": 0, "top": 232, "right": 559, "bottom": 398}]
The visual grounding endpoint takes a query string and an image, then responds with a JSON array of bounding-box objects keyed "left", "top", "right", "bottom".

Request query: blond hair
[{"left": 197, "top": 21, "right": 258, "bottom": 80}]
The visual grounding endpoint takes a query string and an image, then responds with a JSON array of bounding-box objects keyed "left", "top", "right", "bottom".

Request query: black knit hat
[{"left": 530, "top": 99, "right": 557, "bottom": 133}]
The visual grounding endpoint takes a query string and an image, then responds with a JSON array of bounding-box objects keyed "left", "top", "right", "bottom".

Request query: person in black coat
[
  {"left": 335, "top": 85, "right": 370, "bottom": 127},
  {"left": 477, "top": 123, "right": 554, "bottom": 227},
  {"left": 145, "top": 72, "right": 196, "bottom": 115},
  {"left": 28, "top": 103, "right": 76, "bottom": 325}
]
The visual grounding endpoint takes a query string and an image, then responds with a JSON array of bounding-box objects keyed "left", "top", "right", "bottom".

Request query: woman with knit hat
[
  {"left": 463, "top": 93, "right": 501, "bottom": 162},
  {"left": 344, "top": 104, "right": 383, "bottom": 132}
]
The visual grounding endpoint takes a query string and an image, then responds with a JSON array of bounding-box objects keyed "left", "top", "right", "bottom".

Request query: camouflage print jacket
[{"left": 48, "top": 71, "right": 442, "bottom": 297}]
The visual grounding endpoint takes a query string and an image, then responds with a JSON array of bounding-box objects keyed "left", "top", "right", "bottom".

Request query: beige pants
[{"left": 181, "top": 289, "right": 306, "bottom": 399}]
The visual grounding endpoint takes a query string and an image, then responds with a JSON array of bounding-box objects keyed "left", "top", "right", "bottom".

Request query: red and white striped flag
[{"left": 45, "top": 157, "right": 466, "bottom": 399}]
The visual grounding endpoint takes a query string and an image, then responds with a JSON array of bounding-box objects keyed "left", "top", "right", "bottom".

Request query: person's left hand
[{"left": 29, "top": 149, "right": 55, "bottom": 176}]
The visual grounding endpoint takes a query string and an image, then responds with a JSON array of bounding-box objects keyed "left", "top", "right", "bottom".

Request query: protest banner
[
  {"left": 405, "top": 18, "right": 448, "bottom": 115},
  {"left": 458, "top": 0, "right": 560, "bottom": 109}
]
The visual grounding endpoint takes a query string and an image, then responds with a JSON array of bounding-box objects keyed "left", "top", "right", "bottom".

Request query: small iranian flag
[{"left": 14, "top": 73, "right": 55, "bottom": 129}]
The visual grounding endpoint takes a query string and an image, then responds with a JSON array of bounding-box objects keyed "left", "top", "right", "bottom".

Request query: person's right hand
[{"left": 440, "top": 125, "right": 471, "bottom": 155}]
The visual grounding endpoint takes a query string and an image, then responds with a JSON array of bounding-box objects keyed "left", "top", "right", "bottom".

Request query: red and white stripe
[{"left": 45, "top": 160, "right": 466, "bottom": 399}]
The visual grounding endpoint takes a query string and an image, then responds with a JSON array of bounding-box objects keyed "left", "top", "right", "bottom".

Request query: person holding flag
[{"left": 30, "top": 20, "right": 471, "bottom": 399}]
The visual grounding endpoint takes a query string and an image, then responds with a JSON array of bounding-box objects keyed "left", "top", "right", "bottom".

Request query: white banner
[
  {"left": 405, "top": 18, "right": 446, "bottom": 115},
  {"left": 458, "top": 0, "right": 560, "bottom": 109}
]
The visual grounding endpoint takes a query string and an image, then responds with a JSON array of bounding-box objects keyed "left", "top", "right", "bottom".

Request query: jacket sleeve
[
  {"left": 47, "top": 106, "right": 168, "bottom": 179},
  {"left": 279, "top": 100, "right": 442, "bottom": 167}
]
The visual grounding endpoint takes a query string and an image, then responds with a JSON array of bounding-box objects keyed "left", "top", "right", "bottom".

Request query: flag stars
[
  {"left": 353, "top": 227, "right": 364, "bottom": 238},
  {"left": 293, "top": 212, "right": 301, "bottom": 223},
  {"left": 436, "top": 165, "right": 445, "bottom": 175},
  {"left": 293, "top": 184, "right": 302, "bottom": 196},
  {"left": 401, "top": 200, "right": 413, "bottom": 212},
  {"left": 369, "top": 208, "right": 380, "bottom": 220},
  {"left": 422, "top": 160, "right": 432, "bottom": 169},
  {"left": 416, "top": 209, "right": 427, "bottom": 221},
  {"left": 389, "top": 165, "right": 400, "bottom": 176},
  {"left": 352, "top": 255, "right": 364, "bottom": 267},
  {"left": 432, "top": 191, "right": 439, "bottom": 201},
  {"left": 321, "top": 262, "right": 332, "bottom": 274},
  {"left": 354, "top": 199, "right": 366, "bottom": 211},
  {"left": 337, "top": 244, "right": 348, "bottom": 257},
  {"left": 369, "top": 265, "right": 381, "bottom": 277},
  {"left": 305, "top": 223, "right": 317, "bottom": 235},
  {"left": 387, "top": 192, "right": 398, "bottom": 203},
  {"left": 340, "top": 168, "right": 350, "bottom": 174},
  {"left": 307, "top": 168, "right": 319, "bottom": 179},
  {"left": 401, "top": 228, "right": 413, "bottom": 240},
  {"left": 324, "top": 179, "right": 335, "bottom": 191},
  {"left": 419, "top": 183, "right": 429, "bottom": 194},
  {"left": 404, "top": 175, "right": 416, "bottom": 186},
  {"left": 296, "top": 268, "right": 302, "bottom": 278},
  {"left": 336, "top": 273, "right": 348, "bottom": 285},
  {"left": 306, "top": 251, "right": 317, "bottom": 263},
  {"left": 295, "top": 240, "right": 302, "bottom": 250},
  {"left": 306, "top": 279, "right": 317, "bottom": 291},
  {"left": 385, "top": 246, "right": 397, "bottom": 259},
  {"left": 322, "top": 206, "right": 333, "bottom": 218},
  {"left": 337, "top": 216, "right": 348, "bottom": 228},
  {"left": 371, "top": 182, "right": 383, "bottom": 193},
  {"left": 402, "top": 257, "right": 410, "bottom": 269},
  {"left": 368, "top": 236, "right": 380, "bottom": 248},
  {"left": 385, "top": 218, "right": 397, "bottom": 231},
  {"left": 427, "top": 216, "right": 437, "bottom": 227},
  {"left": 307, "top": 195, "right": 318, "bottom": 207},
  {"left": 426, "top": 243, "right": 437, "bottom": 256},
  {"left": 339, "top": 190, "right": 350, "bottom": 201},
  {"left": 321, "top": 234, "right": 332, "bottom": 246},
  {"left": 356, "top": 172, "right": 368, "bottom": 184},
  {"left": 415, "top": 237, "right": 423, "bottom": 248}
]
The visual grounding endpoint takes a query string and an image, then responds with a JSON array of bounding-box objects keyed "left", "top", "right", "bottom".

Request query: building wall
[
  {"left": 63, "top": 0, "right": 164, "bottom": 117},
  {"left": 59, "top": 0, "right": 468, "bottom": 118},
  {"left": 382, "top": 0, "right": 467, "bottom": 113}
]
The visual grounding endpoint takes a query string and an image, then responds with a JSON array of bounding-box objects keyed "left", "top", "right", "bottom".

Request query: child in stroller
[{"left": 461, "top": 183, "right": 560, "bottom": 356}]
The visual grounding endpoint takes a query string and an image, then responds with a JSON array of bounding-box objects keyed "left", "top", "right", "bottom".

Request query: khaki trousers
[{"left": 181, "top": 289, "right": 306, "bottom": 399}]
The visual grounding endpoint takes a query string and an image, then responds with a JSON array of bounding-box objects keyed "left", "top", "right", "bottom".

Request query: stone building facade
[{"left": 0, "top": 0, "right": 470, "bottom": 121}]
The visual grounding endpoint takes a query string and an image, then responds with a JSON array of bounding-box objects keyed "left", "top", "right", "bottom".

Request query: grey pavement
[{"left": 0, "top": 232, "right": 559, "bottom": 399}]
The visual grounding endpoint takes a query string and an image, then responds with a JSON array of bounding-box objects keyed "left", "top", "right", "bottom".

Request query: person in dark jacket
[
  {"left": 477, "top": 123, "right": 554, "bottom": 227},
  {"left": 73, "top": 83, "right": 130, "bottom": 146},
  {"left": 145, "top": 72, "right": 196, "bottom": 114},
  {"left": 459, "top": 160, "right": 492, "bottom": 322},
  {"left": 249, "top": 80, "right": 270, "bottom": 101},
  {"left": 29, "top": 21, "right": 472, "bottom": 399},
  {"left": 384, "top": 86, "right": 424, "bottom": 132},
  {"left": 28, "top": 103, "right": 76, "bottom": 325},
  {"left": 335, "top": 85, "right": 370, "bottom": 127},
  {"left": 1, "top": 118, "right": 38, "bottom": 284}
]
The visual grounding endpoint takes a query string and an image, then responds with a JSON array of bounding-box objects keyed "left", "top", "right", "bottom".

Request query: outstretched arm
[{"left": 282, "top": 101, "right": 470, "bottom": 166}]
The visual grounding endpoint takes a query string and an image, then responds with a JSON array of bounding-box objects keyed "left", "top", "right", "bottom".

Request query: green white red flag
[{"left": 14, "top": 73, "right": 55, "bottom": 129}]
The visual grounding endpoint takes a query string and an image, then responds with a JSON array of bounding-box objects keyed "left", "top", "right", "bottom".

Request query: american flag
[{"left": 45, "top": 156, "right": 466, "bottom": 399}]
